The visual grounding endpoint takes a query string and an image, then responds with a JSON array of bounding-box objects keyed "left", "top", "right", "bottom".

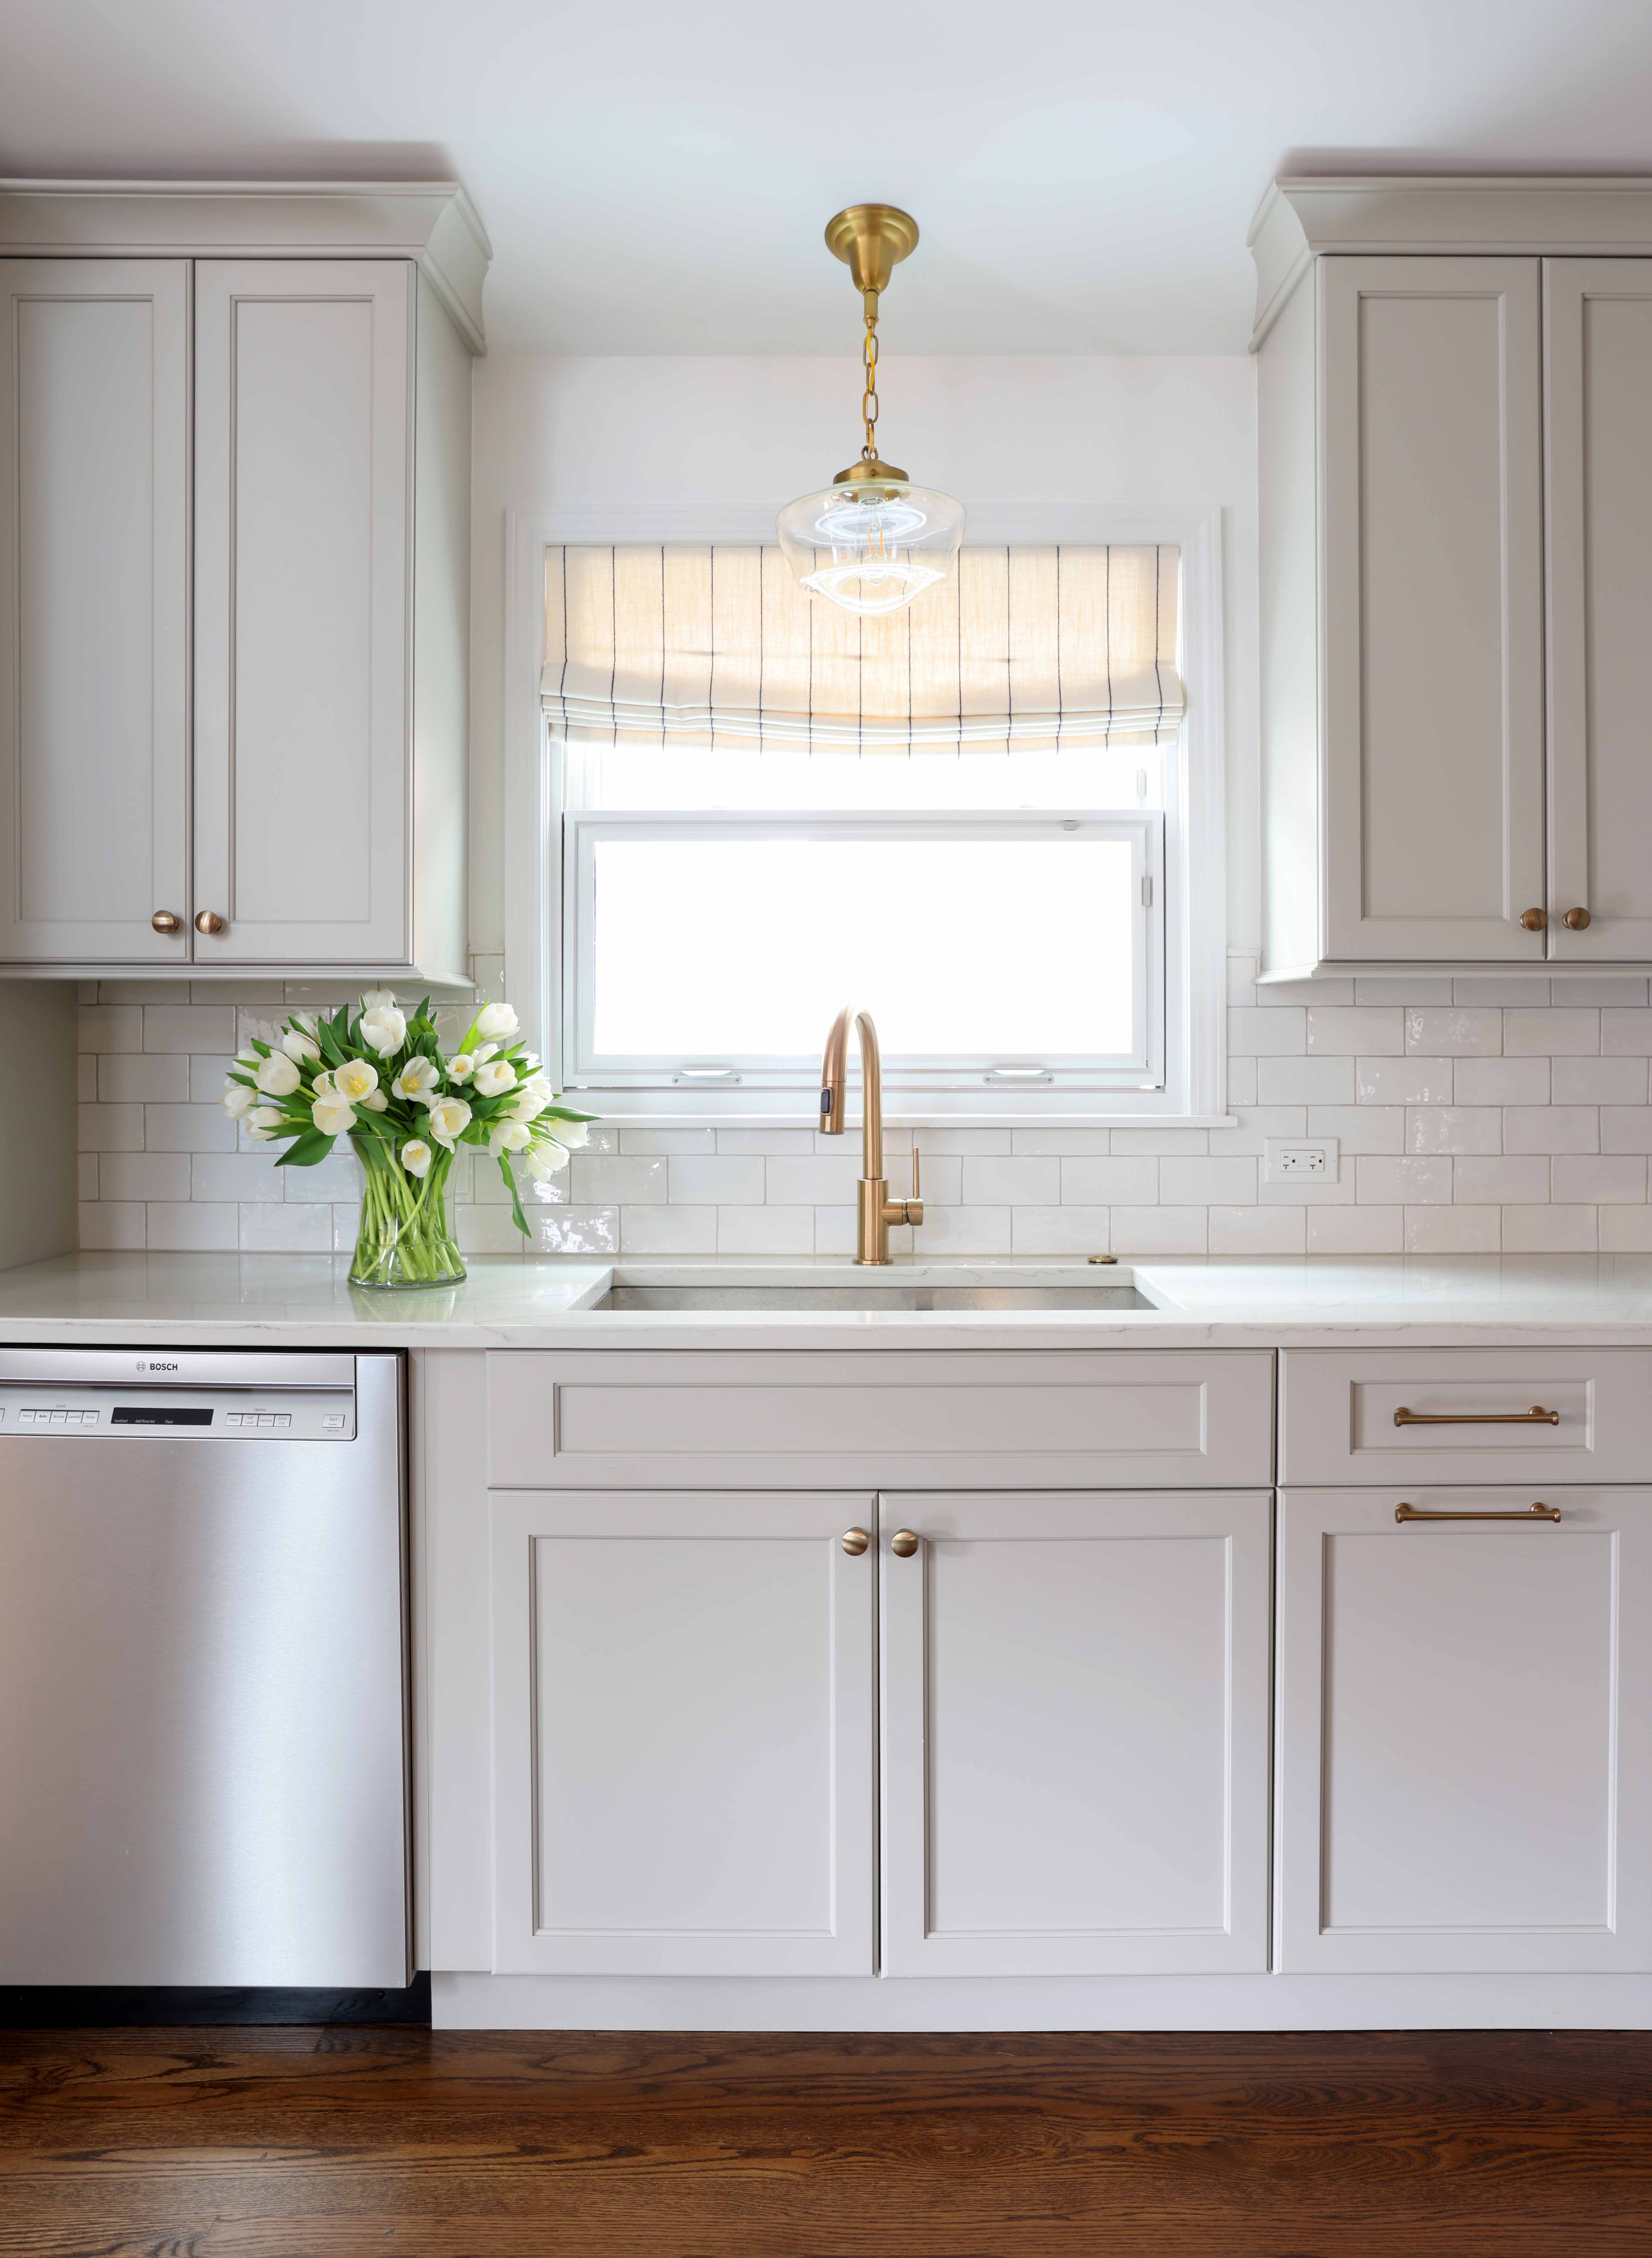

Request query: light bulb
[{"left": 778, "top": 480, "right": 965, "bottom": 618}]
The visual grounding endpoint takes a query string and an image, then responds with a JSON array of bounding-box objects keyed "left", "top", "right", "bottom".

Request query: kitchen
[{"left": 4, "top": 3, "right": 1652, "bottom": 2251}]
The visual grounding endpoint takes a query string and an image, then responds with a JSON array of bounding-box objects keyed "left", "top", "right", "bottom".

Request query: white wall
[{"left": 467, "top": 351, "right": 1261, "bottom": 956}]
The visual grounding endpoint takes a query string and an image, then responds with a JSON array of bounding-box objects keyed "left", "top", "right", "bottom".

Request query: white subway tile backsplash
[
  {"left": 1228, "top": 1007, "right": 1304, "bottom": 1055},
  {"left": 1405, "top": 1108, "right": 1502, "bottom": 1155},
  {"left": 143, "top": 1006, "right": 237, "bottom": 1054},
  {"left": 1307, "top": 1006, "right": 1403, "bottom": 1055},
  {"left": 1305, "top": 1105, "right": 1404, "bottom": 1154},
  {"left": 1010, "top": 1206, "right": 1111, "bottom": 1254},
  {"left": 99, "top": 1153, "right": 191, "bottom": 1203},
  {"left": 1553, "top": 1056, "right": 1650, "bottom": 1105},
  {"left": 78, "top": 1104, "right": 143, "bottom": 1152},
  {"left": 78, "top": 1201, "right": 146, "bottom": 1249},
  {"left": 1061, "top": 1157, "right": 1159, "bottom": 1206},
  {"left": 619, "top": 1205, "right": 718, "bottom": 1253},
  {"left": 668, "top": 1154, "right": 766, "bottom": 1205},
  {"left": 1503, "top": 1107, "right": 1600, "bottom": 1154},
  {"left": 76, "top": 987, "right": 1652, "bottom": 1255},
  {"left": 1207, "top": 1206, "right": 1305, "bottom": 1254},
  {"left": 1110, "top": 1207, "right": 1208, "bottom": 1254},
  {"left": 144, "top": 1104, "right": 238, "bottom": 1154},
  {"left": 1405, "top": 1009, "right": 1501, "bottom": 1056},
  {"left": 1502, "top": 1206, "right": 1598, "bottom": 1253},
  {"left": 1453, "top": 1056, "right": 1551, "bottom": 1106},
  {"left": 1452, "top": 1156, "right": 1551, "bottom": 1204},
  {"left": 570, "top": 1155, "right": 668, "bottom": 1204},
  {"left": 192, "top": 1152, "right": 285, "bottom": 1202},
  {"left": 1405, "top": 1206, "right": 1502, "bottom": 1254},
  {"left": 146, "top": 1202, "right": 239, "bottom": 1252},
  {"left": 1307, "top": 1206, "right": 1404, "bottom": 1253},
  {"left": 1551, "top": 1155, "right": 1648, "bottom": 1204},
  {"left": 961, "top": 1156, "right": 1061, "bottom": 1206},
  {"left": 1159, "top": 1157, "right": 1258, "bottom": 1206},
  {"left": 1357, "top": 1057, "right": 1455, "bottom": 1106},
  {"left": 716, "top": 1205, "right": 815, "bottom": 1254},
  {"left": 1257, "top": 1056, "right": 1357, "bottom": 1106},
  {"left": 1503, "top": 1009, "right": 1599, "bottom": 1056},
  {"left": 1356, "top": 1155, "right": 1453, "bottom": 1204}
]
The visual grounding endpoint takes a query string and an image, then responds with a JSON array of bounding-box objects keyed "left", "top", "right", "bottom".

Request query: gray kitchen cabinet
[
  {"left": 1253, "top": 179, "right": 1652, "bottom": 976},
  {"left": 0, "top": 259, "right": 191, "bottom": 964},
  {"left": 0, "top": 184, "right": 484, "bottom": 981}
]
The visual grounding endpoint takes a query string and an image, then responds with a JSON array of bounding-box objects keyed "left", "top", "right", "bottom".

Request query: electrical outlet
[{"left": 1263, "top": 1136, "right": 1340, "bottom": 1186}]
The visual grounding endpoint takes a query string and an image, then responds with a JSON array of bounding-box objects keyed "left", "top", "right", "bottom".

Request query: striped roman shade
[{"left": 541, "top": 544, "right": 1182, "bottom": 751}]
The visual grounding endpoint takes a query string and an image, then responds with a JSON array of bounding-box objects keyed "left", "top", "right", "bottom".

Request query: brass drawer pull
[
  {"left": 891, "top": 1529, "right": 920, "bottom": 1558},
  {"left": 1396, "top": 1501, "right": 1562, "bottom": 1525},
  {"left": 1393, "top": 1404, "right": 1559, "bottom": 1427},
  {"left": 840, "top": 1527, "right": 870, "bottom": 1556}
]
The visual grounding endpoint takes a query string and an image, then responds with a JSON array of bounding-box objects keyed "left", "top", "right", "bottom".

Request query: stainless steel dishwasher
[{"left": 0, "top": 1349, "right": 409, "bottom": 1989}]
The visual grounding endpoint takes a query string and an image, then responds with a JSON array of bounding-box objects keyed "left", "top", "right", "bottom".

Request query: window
[{"left": 515, "top": 522, "right": 1225, "bottom": 1123}]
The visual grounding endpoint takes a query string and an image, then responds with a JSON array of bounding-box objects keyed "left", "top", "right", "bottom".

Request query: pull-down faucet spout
[{"left": 819, "top": 1006, "right": 923, "bottom": 1265}]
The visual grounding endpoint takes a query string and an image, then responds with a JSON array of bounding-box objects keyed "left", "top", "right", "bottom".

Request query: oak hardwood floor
[{"left": 2, "top": 2026, "right": 1651, "bottom": 2258}]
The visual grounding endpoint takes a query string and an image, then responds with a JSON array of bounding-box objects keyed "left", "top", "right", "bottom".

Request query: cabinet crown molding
[
  {"left": 0, "top": 178, "right": 491, "bottom": 353},
  {"left": 1250, "top": 173, "right": 1652, "bottom": 348}
]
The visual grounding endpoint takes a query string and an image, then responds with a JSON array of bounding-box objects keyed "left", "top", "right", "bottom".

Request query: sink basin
[{"left": 596, "top": 1283, "right": 1153, "bottom": 1311}]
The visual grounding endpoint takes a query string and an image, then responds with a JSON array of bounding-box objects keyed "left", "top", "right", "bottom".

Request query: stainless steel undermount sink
[{"left": 596, "top": 1282, "right": 1153, "bottom": 1311}]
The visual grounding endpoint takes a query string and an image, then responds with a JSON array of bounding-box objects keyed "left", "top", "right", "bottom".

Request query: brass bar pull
[
  {"left": 1393, "top": 1404, "right": 1559, "bottom": 1427},
  {"left": 840, "top": 1527, "right": 870, "bottom": 1556},
  {"left": 1396, "top": 1501, "right": 1562, "bottom": 1525}
]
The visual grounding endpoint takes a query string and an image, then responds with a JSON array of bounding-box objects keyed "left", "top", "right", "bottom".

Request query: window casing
[{"left": 504, "top": 508, "right": 1227, "bottom": 1126}]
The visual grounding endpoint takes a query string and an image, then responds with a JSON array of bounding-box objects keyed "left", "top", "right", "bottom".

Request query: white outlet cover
[{"left": 1263, "top": 1135, "right": 1340, "bottom": 1186}]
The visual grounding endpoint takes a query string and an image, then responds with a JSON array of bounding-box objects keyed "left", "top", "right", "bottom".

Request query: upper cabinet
[
  {"left": 0, "top": 182, "right": 488, "bottom": 981},
  {"left": 1253, "top": 179, "right": 1652, "bottom": 977}
]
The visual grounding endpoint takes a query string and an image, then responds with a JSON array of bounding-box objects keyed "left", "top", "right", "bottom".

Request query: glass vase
[{"left": 348, "top": 1138, "right": 466, "bottom": 1289}]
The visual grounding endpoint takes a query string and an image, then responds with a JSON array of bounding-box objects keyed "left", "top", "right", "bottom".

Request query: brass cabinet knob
[
  {"left": 150, "top": 910, "right": 181, "bottom": 934},
  {"left": 840, "top": 1527, "right": 870, "bottom": 1556},
  {"left": 1519, "top": 907, "right": 1547, "bottom": 931},
  {"left": 891, "top": 1529, "right": 920, "bottom": 1557},
  {"left": 195, "top": 910, "right": 226, "bottom": 935},
  {"left": 1562, "top": 906, "right": 1592, "bottom": 930}
]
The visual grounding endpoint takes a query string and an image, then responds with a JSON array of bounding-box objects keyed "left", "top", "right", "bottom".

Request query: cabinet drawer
[
  {"left": 1280, "top": 1348, "right": 1652, "bottom": 1486},
  {"left": 487, "top": 1350, "right": 1275, "bottom": 1490}
]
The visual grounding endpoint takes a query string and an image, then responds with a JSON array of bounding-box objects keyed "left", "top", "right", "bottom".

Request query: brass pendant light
[{"left": 777, "top": 204, "right": 965, "bottom": 617}]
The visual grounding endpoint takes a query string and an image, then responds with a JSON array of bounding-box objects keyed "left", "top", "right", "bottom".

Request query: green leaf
[
  {"left": 499, "top": 1153, "right": 531, "bottom": 1239},
  {"left": 274, "top": 1130, "right": 337, "bottom": 1168}
]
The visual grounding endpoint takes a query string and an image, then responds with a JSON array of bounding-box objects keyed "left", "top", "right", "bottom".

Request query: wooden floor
[{"left": 2, "top": 2026, "right": 1652, "bottom": 2256}]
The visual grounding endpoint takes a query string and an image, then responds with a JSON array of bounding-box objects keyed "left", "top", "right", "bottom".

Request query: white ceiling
[{"left": 4, "top": 0, "right": 1652, "bottom": 354}]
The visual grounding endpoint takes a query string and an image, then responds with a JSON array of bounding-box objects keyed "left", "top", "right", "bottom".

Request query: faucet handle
[
  {"left": 902, "top": 1140, "right": 923, "bottom": 1229},
  {"left": 911, "top": 1141, "right": 921, "bottom": 1200}
]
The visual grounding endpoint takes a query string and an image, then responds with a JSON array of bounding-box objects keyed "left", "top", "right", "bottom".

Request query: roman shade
[{"left": 541, "top": 543, "right": 1182, "bottom": 751}]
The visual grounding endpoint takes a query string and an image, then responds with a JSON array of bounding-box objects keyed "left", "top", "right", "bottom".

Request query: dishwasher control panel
[{"left": 0, "top": 1348, "right": 364, "bottom": 1440}]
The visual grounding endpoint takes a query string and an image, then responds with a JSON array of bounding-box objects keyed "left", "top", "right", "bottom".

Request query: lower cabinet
[
  {"left": 489, "top": 1490, "right": 876, "bottom": 1976},
  {"left": 488, "top": 1486, "right": 1273, "bottom": 1980},
  {"left": 1276, "top": 1487, "right": 1652, "bottom": 1973}
]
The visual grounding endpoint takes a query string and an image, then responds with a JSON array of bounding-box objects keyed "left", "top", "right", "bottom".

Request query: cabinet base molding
[{"left": 433, "top": 1969, "right": 1652, "bottom": 2033}]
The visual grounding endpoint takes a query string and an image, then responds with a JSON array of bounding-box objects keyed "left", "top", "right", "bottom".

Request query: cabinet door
[
  {"left": 194, "top": 260, "right": 411, "bottom": 964},
  {"left": 490, "top": 1490, "right": 875, "bottom": 1976},
  {"left": 1277, "top": 1488, "right": 1652, "bottom": 1973},
  {"left": 1321, "top": 257, "right": 1546, "bottom": 961},
  {"left": 880, "top": 1490, "right": 1272, "bottom": 1976},
  {"left": 1545, "top": 259, "right": 1652, "bottom": 958},
  {"left": 0, "top": 260, "right": 189, "bottom": 962}
]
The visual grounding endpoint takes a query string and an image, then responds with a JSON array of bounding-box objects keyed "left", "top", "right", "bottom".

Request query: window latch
[
  {"left": 983, "top": 1067, "right": 1053, "bottom": 1085},
  {"left": 673, "top": 1067, "right": 743, "bottom": 1084}
]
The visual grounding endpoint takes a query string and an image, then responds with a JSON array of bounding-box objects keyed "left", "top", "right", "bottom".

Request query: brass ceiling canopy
[{"left": 776, "top": 203, "right": 964, "bottom": 616}]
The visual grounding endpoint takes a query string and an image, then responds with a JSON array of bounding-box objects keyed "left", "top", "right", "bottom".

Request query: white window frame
[
  {"left": 503, "top": 503, "right": 1229, "bottom": 1127},
  {"left": 563, "top": 809, "right": 1164, "bottom": 1096}
]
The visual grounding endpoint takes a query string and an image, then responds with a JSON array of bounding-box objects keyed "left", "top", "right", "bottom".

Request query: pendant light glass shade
[
  {"left": 777, "top": 478, "right": 966, "bottom": 618},
  {"left": 780, "top": 204, "right": 965, "bottom": 618}
]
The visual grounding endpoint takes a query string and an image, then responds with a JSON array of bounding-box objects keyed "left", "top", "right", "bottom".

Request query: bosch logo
[{"left": 137, "top": 1359, "right": 179, "bottom": 1372}]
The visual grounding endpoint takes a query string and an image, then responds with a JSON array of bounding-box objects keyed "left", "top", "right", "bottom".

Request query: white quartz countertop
[{"left": 2, "top": 1251, "right": 1652, "bottom": 1348}]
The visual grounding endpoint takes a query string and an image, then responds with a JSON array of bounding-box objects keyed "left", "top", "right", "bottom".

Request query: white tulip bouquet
[{"left": 222, "top": 992, "right": 594, "bottom": 1287}]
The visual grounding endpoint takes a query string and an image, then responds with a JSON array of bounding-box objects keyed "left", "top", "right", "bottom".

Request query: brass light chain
[{"left": 861, "top": 290, "right": 880, "bottom": 460}]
